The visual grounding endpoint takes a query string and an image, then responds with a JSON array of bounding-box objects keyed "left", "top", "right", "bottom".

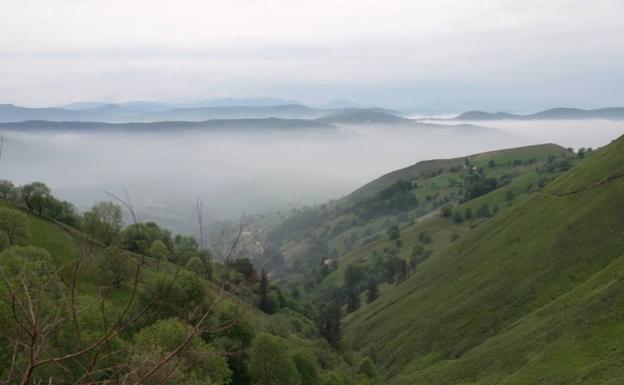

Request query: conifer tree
[{"left": 366, "top": 277, "right": 379, "bottom": 304}]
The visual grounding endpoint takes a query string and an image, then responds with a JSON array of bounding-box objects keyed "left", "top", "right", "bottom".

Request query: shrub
[{"left": 0, "top": 207, "right": 30, "bottom": 245}]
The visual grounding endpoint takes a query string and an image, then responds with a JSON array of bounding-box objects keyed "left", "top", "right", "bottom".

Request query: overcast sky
[{"left": 1, "top": 0, "right": 622, "bottom": 111}]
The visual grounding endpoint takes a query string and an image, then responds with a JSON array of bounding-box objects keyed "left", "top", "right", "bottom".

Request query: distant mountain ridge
[
  {"left": 0, "top": 102, "right": 405, "bottom": 123},
  {"left": 455, "top": 107, "right": 624, "bottom": 120},
  {"left": 0, "top": 117, "right": 336, "bottom": 131},
  {"left": 0, "top": 109, "right": 498, "bottom": 133}
]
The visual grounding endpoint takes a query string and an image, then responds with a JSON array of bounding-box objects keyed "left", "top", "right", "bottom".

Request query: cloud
[{"left": 0, "top": 0, "right": 623, "bottom": 109}]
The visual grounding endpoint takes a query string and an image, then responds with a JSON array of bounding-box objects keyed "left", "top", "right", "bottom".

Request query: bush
[
  {"left": 82, "top": 202, "right": 123, "bottom": 246},
  {"left": 387, "top": 225, "right": 400, "bottom": 240},
  {"left": 0, "top": 180, "right": 18, "bottom": 202},
  {"left": 293, "top": 350, "right": 320, "bottom": 385},
  {"left": 97, "top": 247, "right": 133, "bottom": 288},
  {"left": 0, "top": 207, "right": 30, "bottom": 246},
  {"left": 249, "top": 334, "right": 300, "bottom": 385},
  {"left": 358, "top": 357, "right": 376, "bottom": 379},
  {"left": 131, "top": 318, "right": 231, "bottom": 385},
  {"left": 140, "top": 270, "right": 207, "bottom": 321}
]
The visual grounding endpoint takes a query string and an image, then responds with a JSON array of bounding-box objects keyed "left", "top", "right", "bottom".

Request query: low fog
[{"left": 3, "top": 120, "right": 623, "bottom": 234}]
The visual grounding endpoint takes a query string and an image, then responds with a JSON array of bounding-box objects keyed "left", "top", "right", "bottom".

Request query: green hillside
[
  {"left": 342, "top": 136, "right": 624, "bottom": 384},
  {"left": 2, "top": 137, "right": 616, "bottom": 384},
  {"left": 246, "top": 143, "right": 575, "bottom": 299},
  {"left": 344, "top": 144, "right": 568, "bottom": 203},
  {"left": 0, "top": 202, "right": 369, "bottom": 384}
]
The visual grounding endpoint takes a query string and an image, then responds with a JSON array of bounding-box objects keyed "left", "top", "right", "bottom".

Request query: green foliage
[
  {"left": 228, "top": 257, "right": 257, "bottom": 280},
  {"left": 366, "top": 278, "right": 379, "bottom": 304},
  {"left": 173, "top": 234, "right": 199, "bottom": 265},
  {"left": 387, "top": 225, "right": 400, "bottom": 240},
  {"left": 131, "top": 318, "right": 232, "bottom": 385},
  {"left": 249, "top": 333, "right": 301, "bottom": 385},
  {"left": 346, "top": 287, "right": 360, "bottom": 313},
  {"left": 358, "top": 357, "right": 376, "bottom": 379},
  {"left": 343, "top": 136, "right": 624, "bottom": 385},
  {"left": 464, "top": 175, "right": 499, "bottom": 200},
  {"left": 319, "top": 295, "right": 342, "bottom": 348},
  {"left": 82, "top": 201, "right": 123, "bottom": 245},
  {"left": 259, "top": 269, "right": 276, "bottom": 313},
  {"left": 18, "top": 181, "right": 51, "bottom": 214},
  {"left": 186, "top": 255, "right": 206, "bottom": 275},
  {"left": 97, "top": 246, "right": 133, "bottom": 288},
  {"left": 0, "top": 180, "right": 18, "bottom": 202},
  {"left": 355, "top": 180, "right": 419, "bottom": 220},
  {"left": 140, "top": 270, "right": 207, "bottom": 321},
  {"left": 122, "top": 221, "right": 172, "bottom": 254},
  {"left": 293, "top": 350, "right": 320, "bottom": 385},
  {"left": 0, "top": 232, "right": 9, "bottom": 252},
  {"left": 148, "top": 239, "right": 169, "bottom": 260},
  {"left": 343, "top": 264, "right": 364, "bottom": 289},
  {"left": 0, "top": 207, "right": 30, "bottom": 245},
  {"left": 0, "top": 184, "right": 362, "bottom": 385}
]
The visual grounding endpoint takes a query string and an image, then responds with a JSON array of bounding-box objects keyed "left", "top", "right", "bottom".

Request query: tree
[
  {"left": 173, "top": 234, "right": 199, "bottom": 265},
  {"left": 148, "top": 239, "right": 169, "bottom": 262},
  {"left": 397, "top": 259, "right": 409, "bottom": 284},
  {"left": 131, "top": 318, "right": 232, "bottom": 385},
  {"left": 98, "top": 246, "right": 133, "bottom": 288},
  {"left": 464, "top": 208, "right": 473, "bottom": 220},
  {"left": 419, "top": 231, "right": 432, "bottom": 244},
  {"left": 506, "top": 189, "right": 515, "bottom": 203},
  {"left": 387, "top": 225, "right": 400, "bottom": 240},
  {"left": 186, "top": 255, "right": 206, "bottom": 275},
  {"left": 140, "top": 270, "right": 207, "bottom": 322},
  {"left": 488, "top": 159, "right": 496, "bottom": 167},
  {"left": 293, "top": 351, "right": 320, "bottom": 385},
  {"left": 319, "top": 294, "right": 342, "bottom": 348},
  {"left": 18, "top": 181, "right": 51, "bottom": 214},
  {"left": 0, "top": 207, "right": 30, "bottom": 245},
  {"left": 82, "top": 201, "right": 123, "bottom": 245},
  {"left": 344, "top": 264, "right": 364, "bottom": 289},
  {"left": 122, "top": 222, "right": 172, "bottom": 254},
  {"left": 228, "top": 257, "right": 257, "bottom": 281},
  {"left": 249, "top": 334, "right": 301, "bottom": 385},
  {"left": 358, "top": 357, "right": 376, "bottom": 379},
  {"left": 259, "top": 269, "right": 273, "bottom": 313},
  {"left": 45, "top": 198, "right": 80, "bottom": 227},
  {"left": 477, "top": 204, "right": 491, "bottom": 218},
  {"left": 366, "top": 277, "right": 379, "bottom": 304},
  {"left": 453, "top": 211, "right": 464, "bottom": 223},
  {"left": 0, "top": 243, "right": 238, "bottom": 385},
  {"left": 346, "top": 287, "right": 360, "bottom": 313},
  {"left": 0, "top": 180, "right": 18, "bottom": 202}
]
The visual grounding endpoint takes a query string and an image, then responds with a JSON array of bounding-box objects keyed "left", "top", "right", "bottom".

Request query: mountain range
[{"left": 454, "top": 107, "right": 624, "bottom": 120}]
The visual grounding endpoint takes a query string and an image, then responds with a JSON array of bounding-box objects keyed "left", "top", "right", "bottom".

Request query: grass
[
  {"left": 340, "top": 135, "right": 624, "bottom": 384},
  {"left": 255, "top": 143, "right": 572, "bottom": 286}
]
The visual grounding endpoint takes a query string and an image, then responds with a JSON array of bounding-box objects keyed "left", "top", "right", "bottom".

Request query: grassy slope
[
  {"left": 261, "top": 144, "right": 570, "bottom": 281},
  {"left": 344, "top": 143, "right": 568, "bottom": 204},
  {"left": 10, "top": 206, "right": 342, "bottom": 371},
  {"left": 313, "top": 147, "right": 568, "bottom": 294},
  {"left": 342, "top": 136, "right": 624, "bottom": 384}
]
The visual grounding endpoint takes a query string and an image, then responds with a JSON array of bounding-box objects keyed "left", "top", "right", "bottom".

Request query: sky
[{"left": 0, "top": 0, "right": 623, "bottom": 111}]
